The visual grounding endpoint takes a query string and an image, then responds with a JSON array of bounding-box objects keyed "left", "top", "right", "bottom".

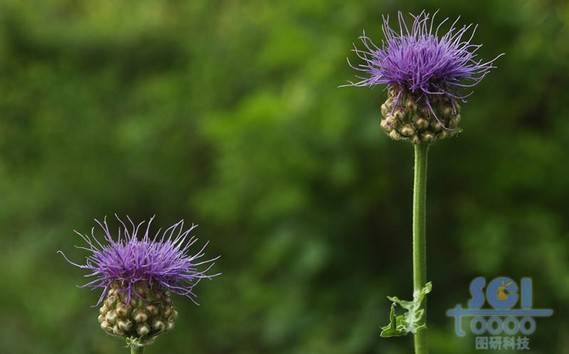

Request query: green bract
[{"left": 380, "top": 282, "right": 432, "bottom": 337}]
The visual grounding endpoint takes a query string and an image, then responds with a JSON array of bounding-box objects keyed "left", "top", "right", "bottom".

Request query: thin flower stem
[
  {"left": 131, "top": 345, "right": 144, "bottom": 354},
  {"left": 413, "top": 143, "right": 429, "bottom": 354}
]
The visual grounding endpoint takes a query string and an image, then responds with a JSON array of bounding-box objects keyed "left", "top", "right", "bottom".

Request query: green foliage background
[{"left": 0, "top": 0, "right": 568, "bottom": 353}]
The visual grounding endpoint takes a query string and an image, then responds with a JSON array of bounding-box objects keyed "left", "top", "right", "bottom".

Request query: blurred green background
[{"left": 1, "top": 0, "right": 568, "bottom": 353}]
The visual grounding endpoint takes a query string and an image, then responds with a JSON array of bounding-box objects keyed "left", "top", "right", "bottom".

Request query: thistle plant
[
  {"left": 345, "top": 11, "right": 502, "bottom": 354},
  {"left": 59, "top": 216, "right": 220, "bottom": 354}
]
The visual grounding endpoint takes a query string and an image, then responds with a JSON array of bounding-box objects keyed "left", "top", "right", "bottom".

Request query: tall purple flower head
[
  {"left": 59, "top": 216, "right": 219, "bottom": 346},
  {"left": 346, "top": 11, "right": 502, "bottom": 143}
]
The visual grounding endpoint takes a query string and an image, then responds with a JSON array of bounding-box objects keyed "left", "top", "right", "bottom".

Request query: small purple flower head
[
  {"left": 345, "top": 11, "right": 502, "bottom": 143},
  {"left": 59, "top": 215, "right": 220, "bottom": 305},
  {"left": 347, "top": 11, "right": 501, "bottom": 104}
]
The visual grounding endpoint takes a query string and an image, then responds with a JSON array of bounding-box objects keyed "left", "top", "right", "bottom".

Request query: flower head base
[
  {"left": 346, "top": 11, "right": 502, "bottom": 142},
  {"left": 380, "top": 87, "right": 461, "bottom": 143},
  {"left": 98, "top": 281, "right": 177, "bottom": 346},
  {"left": 59, "top": 216, "right": 219, "bottom": 345}
]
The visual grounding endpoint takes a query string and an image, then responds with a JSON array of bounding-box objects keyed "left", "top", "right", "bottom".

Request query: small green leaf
[{"left": 380, "top": 282, "right": 432, "bottom": 338}]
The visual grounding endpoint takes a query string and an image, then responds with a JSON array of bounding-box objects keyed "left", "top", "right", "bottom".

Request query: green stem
[
  {"left": 413, "top": 143, "right": 429, "bottom": 354},
  {"left": 131, "top": 345, "right": 144, "bottom": 354}
]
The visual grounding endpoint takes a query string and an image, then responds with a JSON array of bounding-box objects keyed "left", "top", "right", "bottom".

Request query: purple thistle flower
[
  {"left": 346, "top": 11, "right": 502, "bottom": 110},
  {"left": 59, "top": 215, "right": 220, "bottom": 306}
]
